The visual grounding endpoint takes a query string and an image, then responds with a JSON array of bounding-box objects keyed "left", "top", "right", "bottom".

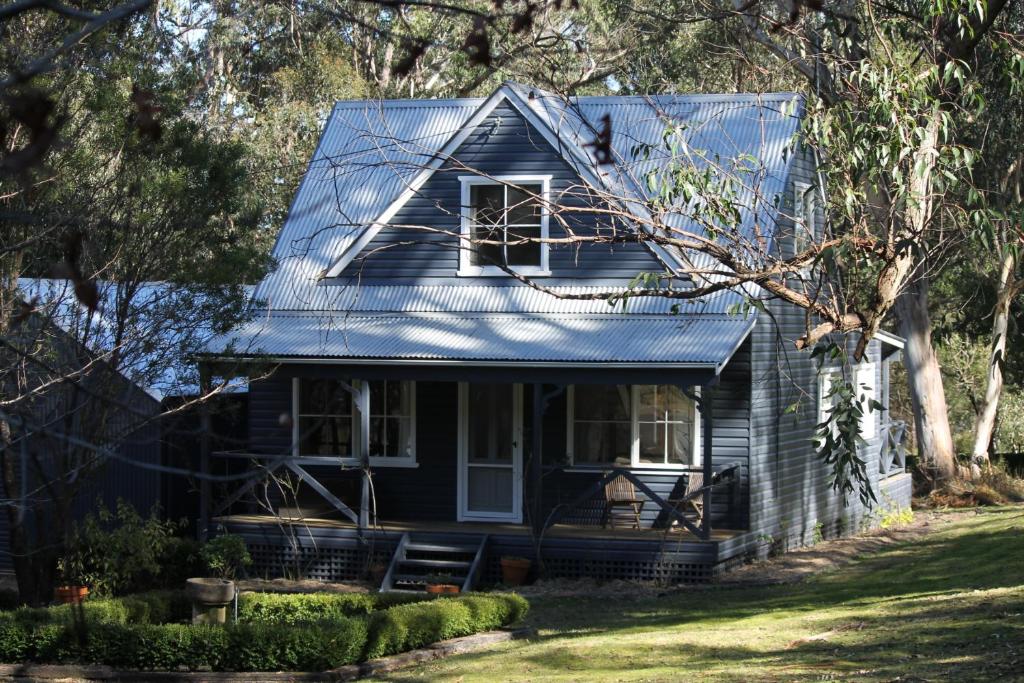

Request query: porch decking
[
  {"left": 215, "top": 513, "right": 753, "bottom": 585},
  {"left": 215, "top": 514, "right": 744, "bottom": 542}
]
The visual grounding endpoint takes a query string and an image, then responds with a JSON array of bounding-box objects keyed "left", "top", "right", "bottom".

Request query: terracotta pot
[
  {"left": 426, "top": 583, "right": 460, "bottom": 595},
  {"left": 440, "top": 584, "right": 460, "bottom": 594},
  {"left": 500, "top": 557, "right": 532, "bottom": 586},
  {"left": 55, "top": 585, "right": 89, "bottom": 604}
]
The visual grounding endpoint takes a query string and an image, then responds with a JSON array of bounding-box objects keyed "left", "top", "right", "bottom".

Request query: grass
[{"left": 390, "top": 507, "right": 1024, "bottom": 682}]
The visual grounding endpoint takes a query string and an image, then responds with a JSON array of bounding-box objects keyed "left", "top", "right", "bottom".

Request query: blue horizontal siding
[{"left": 347, "top": 103, "right": 665, "bottom": 281}]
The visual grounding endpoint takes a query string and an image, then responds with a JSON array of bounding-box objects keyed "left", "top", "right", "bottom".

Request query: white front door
[{"left": 458, "top": 383, "right": 523, "bottom": 522}]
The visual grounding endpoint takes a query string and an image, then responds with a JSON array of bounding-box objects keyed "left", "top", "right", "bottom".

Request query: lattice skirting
[{"left": 238, "top": 530, "right": 715, "bottom": 584}]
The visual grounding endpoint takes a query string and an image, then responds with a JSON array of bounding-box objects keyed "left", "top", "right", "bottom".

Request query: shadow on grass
[{"left": 386, "top": 508, "right": 1024, "bottom": 682}]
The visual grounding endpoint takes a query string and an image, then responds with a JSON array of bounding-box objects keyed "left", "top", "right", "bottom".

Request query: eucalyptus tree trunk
[
  {"left": 896, "top": 277, "right": 958, "bottom": 481},
  {"left": 970, "top": 247, "right": 1016, "bottom": 469}
]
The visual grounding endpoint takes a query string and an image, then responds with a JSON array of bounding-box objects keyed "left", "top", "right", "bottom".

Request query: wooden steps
[{"left": 380, "top": 532, "right": 488, "bottom": 593}]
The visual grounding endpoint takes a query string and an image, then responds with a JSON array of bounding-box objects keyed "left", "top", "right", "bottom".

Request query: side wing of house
[{"left": 745, "top": 144, "right": 911, "bottom": 554}]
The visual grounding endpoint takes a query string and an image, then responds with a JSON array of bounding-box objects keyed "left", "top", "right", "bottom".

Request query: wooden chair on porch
[
  {"left": 667, "top": 471, "right": 706, "bottom": 530},
  {"left": 602, "top": 474, "right": 645, "bottom": 529}
]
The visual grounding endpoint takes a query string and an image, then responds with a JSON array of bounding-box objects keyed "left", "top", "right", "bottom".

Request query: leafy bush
[
  {"left": 363, "top": 594, "right": 528, "bottom": 660},
  {"left": 60, "top": 500, "right": 183, "bottom": 596},
  {"left": 200, "top": 534, "right": 252, "bottom": 580},
  {"left": 0, "top": 590, "right": 528, "bottom": 671},
  {"left": 236, "top": 591, "right": 424, "bottom": 624}
]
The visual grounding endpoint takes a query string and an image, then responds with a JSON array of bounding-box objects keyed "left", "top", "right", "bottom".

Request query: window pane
[
  {"left": 637, "top": 385, "right": 690, "bottom": 422},
  {"left": 638, "top": 422, "right": 691, "bottom": 465},
  {"left": 575, "top": 385, "right": 630, "bottom": 421},
  {"left": 369, "top": 416, "right": 414, "bottom": 458},
  {"left": 506, "top": 225, "right": 541, "bottom": 266},
  {"left": 467, "top": 467, "right": 513, "bottom": 513},
  {"left": 299, "top": 379, "right": 351, "bottom": 415},
  {"left": 507, "top": 185, "right": 542, "bottom": 225},
  {"left": 469, "top": 224, "right": 504, "bottom": 266},
  {"left": 470, "top": 184, "right": 504, "bottom": 225},
  {"left": 574, "top": 421, "right": 631, "bottom": 465},
  {"left": 299, "top": 416, "right": 352, "bottom": 456},
  {"left": 368, "top": 380, "right": 412, "bottom": 418},
  {"left": 467, "top": 384, "right": 513, "bottom": 463}
]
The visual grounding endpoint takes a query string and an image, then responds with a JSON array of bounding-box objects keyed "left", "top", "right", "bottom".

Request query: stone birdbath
[{"left": 186, "top": 577, "right": 236, "bottom": 625}]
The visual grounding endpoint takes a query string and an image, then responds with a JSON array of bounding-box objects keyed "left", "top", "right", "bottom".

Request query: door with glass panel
[{"left": 458, "top": 383, "right": 523, "bottom": 522}]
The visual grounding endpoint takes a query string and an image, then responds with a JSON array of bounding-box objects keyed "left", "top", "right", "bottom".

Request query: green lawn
[{"left": 391, "top": 507, "right": 1024, "bottom": 682}]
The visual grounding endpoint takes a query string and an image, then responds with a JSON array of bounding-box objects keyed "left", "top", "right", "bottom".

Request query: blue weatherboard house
[{"left": 206, "top": 82, "right": 910, "bottom": 587}]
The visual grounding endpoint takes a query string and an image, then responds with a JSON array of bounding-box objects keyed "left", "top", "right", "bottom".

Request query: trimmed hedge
[
  {"left": 364, "top": 594, "right": 529, "bottom": 660},
  {"left": 0, "top": 591, "right": 528, "bottom": 672},
  {"left": 236, "top": 591, "right": 424, "bottom": 625}
]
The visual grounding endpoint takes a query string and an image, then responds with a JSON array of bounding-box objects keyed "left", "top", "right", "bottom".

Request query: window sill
[
  {"left": 561, "top": 465, "right": 699, "bottom": 474},
  {"left": 457, "top": 267, "right": 551, "bottom": 278},
  {"left": 293, "top": 456, "right": 419, "bottom": 469},
  {"left": 368, "top": 458, "right": 419, "bottom": 469}
]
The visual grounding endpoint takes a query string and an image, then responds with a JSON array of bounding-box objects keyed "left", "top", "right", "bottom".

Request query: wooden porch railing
[
  {"left": 542, "top": 464, "right": 741, "bottom": 541},
  {"left": 879, "top": 421, "right": 908, "bottom": 476},
  {"left": 208, "top": 451, "right": 368, "bottom": 529}
]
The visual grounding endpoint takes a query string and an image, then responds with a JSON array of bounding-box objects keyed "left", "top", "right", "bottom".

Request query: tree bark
[
  {"left": 971, "top": 244, "right": 1018, "bottom": 469},
  {"left": 896, "top": 277, "right": 957, "bottom": 481}
]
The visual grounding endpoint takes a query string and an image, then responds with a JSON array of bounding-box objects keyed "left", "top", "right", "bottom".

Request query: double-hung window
[
  {"left": 566, "top": 384, "right": 699, "bottom": 468},
  {"left": 293, "top": 378, "right": 417, "bottom": 466},
  {"left": 459, "top": 176, "right": 550, "bottom": 275}
]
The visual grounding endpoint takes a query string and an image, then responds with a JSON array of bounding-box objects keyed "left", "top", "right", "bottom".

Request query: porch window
[
  {"left": 368, "top": 380, "right": 416, "bottom": 460},
  {"left": 296, "top": 379, "right": 354, "bottom": 457},
  {"left": 459, "top": 176, "right": 550, "bottom": 276},
  {"left": 293, "top": 378, "right": 416, "bottom": 465},
  {"left": 566, "top": 385, "right": 699, "bottom": 468}
]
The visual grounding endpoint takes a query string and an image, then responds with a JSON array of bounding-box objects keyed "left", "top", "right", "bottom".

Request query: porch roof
[{"left": 207, "top": 310, "right": 753, "bottom": 373}]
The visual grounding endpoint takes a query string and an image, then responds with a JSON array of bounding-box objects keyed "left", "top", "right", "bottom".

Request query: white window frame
[
  {"left": 292, "top": 378, "right": 418, "bottom": 468},
  {"left": 817, "top": 364, "right": 877, "bottom": 441},
  {"left": 793, "top": 180, "right": 816, "bottom": 257},
  {"left": 458, "top": 175, "right": 552, "bottom": 277},
  {"left": 564, "top": 385, "right": 701, "bottom": 470}
]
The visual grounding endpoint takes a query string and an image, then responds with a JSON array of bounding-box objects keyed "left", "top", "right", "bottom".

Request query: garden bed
[{"left": 0, "top": 590, "right": 528, "bottom": 673}]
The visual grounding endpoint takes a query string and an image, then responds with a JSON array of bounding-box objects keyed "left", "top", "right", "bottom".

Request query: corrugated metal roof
[
  {"left": 258, "top": 284, "right": 743, "bottom": 315},
  {"left": 254, "top": 84, "right": 802, "bottom": 310},
  {"left": 213, "top": 312, "right": 752, "bottom": 366},
  {"left": 235, "top": 83, "right": 797, "bottom": 367}
]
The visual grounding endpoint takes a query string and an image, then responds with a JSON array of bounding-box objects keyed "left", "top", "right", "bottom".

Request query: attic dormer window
[{"left": 459, "top": 175, "right": 551, "bottom": 276}]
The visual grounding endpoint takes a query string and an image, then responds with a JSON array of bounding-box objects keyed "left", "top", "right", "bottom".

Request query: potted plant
[
  {"left": 187, "top": 534, "right": 252, "bottom": 624},
  {"left": 55, "top": 546, "right": 89, "bottom": 604},
  {"left": 500, "top": 556, "right": 532, "bottom": 586},
  {"left": 424, "top": 574, "right": 461, "bottom": 594}
]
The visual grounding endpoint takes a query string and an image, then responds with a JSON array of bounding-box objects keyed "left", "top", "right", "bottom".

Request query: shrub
[
  {"left": 156, "top": 536, "right": 204, "bottom": 587},
  {"left": 218, "top": 619, "right": 367, "bottom": 671},
  {"left": 60, "top": 499, "right": 182, "bottom": 596},
  {"left": 237, "top": 591, "right": 423, "bottom": 625},
  {"left": 200, "top": 534, "right": 252, "bottom": 580},
  {"left": 0, "top": 590, "right": 528, "bottom": 671},
  {"left": 363, "top": 593, "right": 528, "bottom": 660}
]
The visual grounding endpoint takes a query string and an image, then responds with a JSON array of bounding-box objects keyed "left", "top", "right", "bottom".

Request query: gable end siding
[{"left": 345, "top": 102, "right": 666, "bottom": 281}]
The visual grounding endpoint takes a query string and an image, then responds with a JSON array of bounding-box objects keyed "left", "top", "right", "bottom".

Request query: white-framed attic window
[
  {"left": 458, "top": 175, "right": 551, "bottom": 276},
  {"left": 565, "top": 384, "right": 701, "bottom": 469},
  {"left": 292, "top": 378, "right": 417, "bottom": 467}
]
